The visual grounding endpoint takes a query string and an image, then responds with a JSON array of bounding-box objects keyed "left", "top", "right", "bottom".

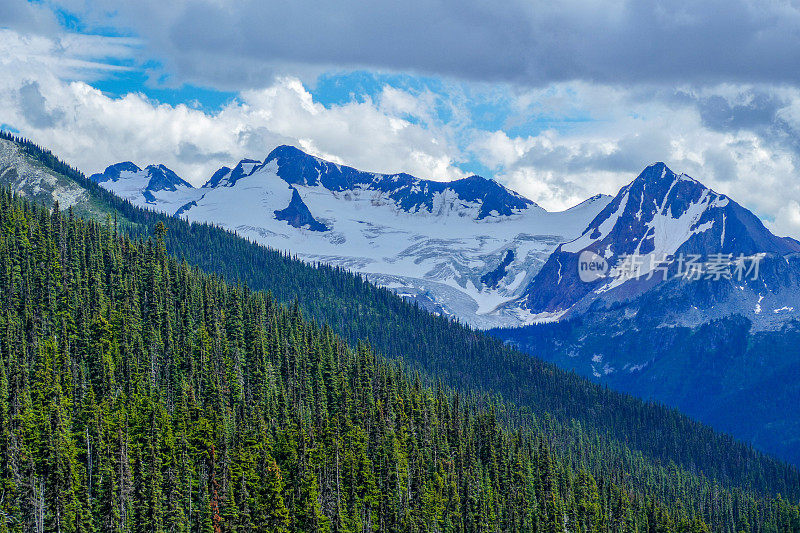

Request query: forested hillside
[
  {"left": 2, "top": 132, "right": 800, "bottom": 523},
  {"left": 491, "top": 315, "right": 800, "bottom": 464},
  {"left": 2, "top": 189, "right": 800, "bottom": 531}
]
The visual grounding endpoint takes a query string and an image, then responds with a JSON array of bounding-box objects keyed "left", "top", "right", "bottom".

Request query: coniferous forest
[
  {"left": 1, "top": 134, "right": 800, "bottom": 530},
  {"left": 5, "top": 130, "right": 800, "bottom": 500}
]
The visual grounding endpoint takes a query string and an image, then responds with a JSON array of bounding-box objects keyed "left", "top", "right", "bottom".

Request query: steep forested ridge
[
  {"left": 2, "top": 189, "right": 800, "bottom": 531},
  {"left": 7, "top": 133, "right": 800, "bottom": 494},
  {"left": 2, "top": 133, "right": 800, "bottom": 529}
]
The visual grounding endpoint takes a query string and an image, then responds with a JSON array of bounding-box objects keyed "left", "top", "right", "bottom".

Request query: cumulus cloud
[
  {"left": 468, "top": 83, "right": 800, "bottom": 239},
  {"left": 769, "top": 201, "right": 800, "bottom": 239},
  {"left": 3, "top": 25, "right": 800, "bottom": 239},
  {"left": 0, "top": 29, "right": 467, "bottom": 184},
  {"left": 53, "top": 0, "right": 800, "bottom": 90}
]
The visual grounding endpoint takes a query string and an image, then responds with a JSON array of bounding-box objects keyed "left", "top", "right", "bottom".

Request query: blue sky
[
  {"left": 89, "top": 68, "right": 238, "bottom": 111},
  {"left": 2, "top": 0, "right": 800, "bottom": 236},
  {"left": 76, "top": 58, "right": 599, "bottom": 180}
]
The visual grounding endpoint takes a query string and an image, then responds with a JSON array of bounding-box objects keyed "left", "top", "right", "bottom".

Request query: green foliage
[
  {"left": 3, "top": 133, "right": 800, "bottom": 531},
  {"left": 4, "top": 130, "right": 800, "bottom": 502},
  {"left": 4, "top": 129, "right": 796, "bottom": 502},
  {"left": 0, "top": 189, "right": 799, "bottom": 531}
]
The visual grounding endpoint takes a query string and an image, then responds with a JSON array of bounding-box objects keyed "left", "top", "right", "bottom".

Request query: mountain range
[
  {"left": 85, "top": 145, "right": 800, "bottom": 463},
  {"left": 6, "top": 131, "right": 800, "bottom": 465},
  {"left": 4, "top": 130, "right": 800, "bottom": 532},
  {"left": 519, "top": 162, "right": 800, "bottom": 327},
  {"left": 88, "top": 146, "right": 800, "bottom": 333},
  {"left": 492, "top": 163, "right": 800, "bottom": 462},
  {"left": 89, "top": 145, "right": 611, "bottom": 328},
  {"left": 6, "top": 133, "right": 800, "bottom": 530}
]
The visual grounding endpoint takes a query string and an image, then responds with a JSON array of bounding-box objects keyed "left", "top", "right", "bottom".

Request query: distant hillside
[{"left": 493, "top": 162, "right": 800, "bottom": 464}]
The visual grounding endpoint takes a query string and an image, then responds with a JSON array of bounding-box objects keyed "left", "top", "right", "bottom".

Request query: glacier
[{"left": 90, "top": 146, "right": 611, "bottom": 328}]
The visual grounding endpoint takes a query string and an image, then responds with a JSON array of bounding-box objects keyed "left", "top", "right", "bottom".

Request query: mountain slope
[
  {"left": 0, "top": 136, "right": 116, "bottom": 220},
  {"left": 520, "top": 162, "right": 800, "bottom": 326},
  {"left": 4, "top": 131, "right": 800, "bottom": 501},
  {"left": 7, "top": 189, "right": 800, "bottom": 531},
  {"left": 494, "top": 315, "right": 800, "bottom": 462},
  {"left": 492, "top": 162, "right": 800, "bottom": 463},
  {"left": 89, "top": 145, "right": 611, "bottom": 328}
]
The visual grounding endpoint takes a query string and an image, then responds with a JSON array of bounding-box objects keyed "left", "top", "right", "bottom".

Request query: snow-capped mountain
[
  {"left": 518, "top": 162, "right": 800, "bottom": 328},
  {"left": 92, "top": 161, "right": 197, "bottom": 212},
  {"left": 491, "top": 163, "right": 800, "bottom": 462},
  {"left": 89, "top": 146, "right": 611, "bottom": 328}
]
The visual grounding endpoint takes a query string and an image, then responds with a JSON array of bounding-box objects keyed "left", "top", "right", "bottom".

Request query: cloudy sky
[{"left": 2, "top": 0, "right": 800, "bottom": 237}]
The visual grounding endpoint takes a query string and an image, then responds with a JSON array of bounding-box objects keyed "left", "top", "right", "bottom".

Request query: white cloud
[
  {"left": 0, "top": 29, "right": 467, "bottom": 185},
  {"left": 0, "top": 0, "right": 61, "bottom": 34},
  {"left": 0, "top": 29, "right": 137, "bottom": 81},
  {"left": 768, "top": 201, "right": 800, "bottom": 239},
  {"left": 470, "top": 130, "right": 535, "bottom": 169},
  {"left": 3, "top": 28, "right": 800, "bottom": 239}
]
